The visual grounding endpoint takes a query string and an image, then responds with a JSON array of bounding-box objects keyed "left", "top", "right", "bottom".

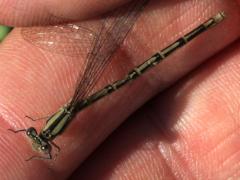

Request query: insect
[{"left": 9, "top": 0, "right": 225, "bottom": 161}]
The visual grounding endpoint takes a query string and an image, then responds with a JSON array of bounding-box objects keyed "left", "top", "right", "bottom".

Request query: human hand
[{"left": 0, "top": 0, "right": 239, "bottom": 179}]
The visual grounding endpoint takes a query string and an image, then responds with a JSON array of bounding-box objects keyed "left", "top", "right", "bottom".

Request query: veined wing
[
  {"left": 69, "top": 0, "right": 149, "bottom": 107},
  {"left": 21, "top": 22, "right": 99, "bottom": 58},
  {"left": 21, "top": 0, "right": 149, "bottom": 110}
]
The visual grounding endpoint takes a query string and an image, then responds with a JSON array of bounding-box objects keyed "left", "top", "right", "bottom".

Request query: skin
[{"left": 0, "top": 0, "right": 239, "bottom": 179}]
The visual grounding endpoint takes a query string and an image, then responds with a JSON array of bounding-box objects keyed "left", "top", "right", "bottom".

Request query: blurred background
[{"left": 0, "top": 25, "right": 12, "bottom": 42}]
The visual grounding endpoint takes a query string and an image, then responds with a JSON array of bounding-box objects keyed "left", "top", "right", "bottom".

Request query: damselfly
[{"left": 9, "top": 0, "right": 225, "bottom": 161}]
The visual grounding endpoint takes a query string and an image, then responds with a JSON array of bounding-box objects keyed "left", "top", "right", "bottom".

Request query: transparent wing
[
  {"left": 70, "top": 0, "right": 149, "bottom": 107},
  {"left": 21, "top": 23, "right": 97, "bottom": 57},
  {"left": 21, "top": 0, "right": 149, "bottom": 110}
]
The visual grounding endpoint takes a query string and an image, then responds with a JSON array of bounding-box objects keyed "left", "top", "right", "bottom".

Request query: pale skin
[{"left": 0, "top": 0, "right": 240, "bottom": 179}]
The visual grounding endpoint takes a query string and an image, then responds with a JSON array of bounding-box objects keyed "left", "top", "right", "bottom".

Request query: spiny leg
[
  {"left": 8, "top": 128, "right": 26, "bottom": 133},
  {"left": 25, "top": 115, "right": 51, "bottom": 122},
  {"left": 26, "top": 153, "right": 52, "bottom": 161},
  {"left": 50, "top": 141, "right": 61, "bottom": 160},
  {"left": 50, "top": 141, "right": 61, "bottom": 152}
]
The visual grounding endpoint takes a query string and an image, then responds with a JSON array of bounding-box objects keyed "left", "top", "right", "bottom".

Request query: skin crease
[{"left": 0, "top": 0, "right": 239, "bottom": 179}]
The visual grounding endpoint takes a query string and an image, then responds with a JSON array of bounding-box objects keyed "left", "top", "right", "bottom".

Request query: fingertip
[{"left": 0, "top": 0, "right": 129, "bottom": 26}]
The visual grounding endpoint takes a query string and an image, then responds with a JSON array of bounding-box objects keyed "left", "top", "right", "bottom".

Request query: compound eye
[
  {"left": 41, "top": 145, "right": 49, "bottom": 152},
  {"left": 26, "top": 127, "right": 37, "bottom": 136}
]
